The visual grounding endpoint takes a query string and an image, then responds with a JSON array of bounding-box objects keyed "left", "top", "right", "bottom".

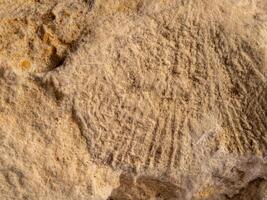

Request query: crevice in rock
[
  {"left": 107, "top": 174, "right": 184, "bottom": 200},
  {"left": 85, "top": 0, "right": 95, "bottom": 10},
  {"left": 229, "top": 177, "right": 267, "bottom": 200}
]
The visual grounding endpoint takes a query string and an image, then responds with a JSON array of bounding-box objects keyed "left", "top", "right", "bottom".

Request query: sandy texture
[{"left": 0, "top": 0, "right": 267, "bottom": 199}]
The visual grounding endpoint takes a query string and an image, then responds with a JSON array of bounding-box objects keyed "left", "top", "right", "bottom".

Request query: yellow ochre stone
[{"left": 19, "top": 60, "right": 31, "bottom": 71}]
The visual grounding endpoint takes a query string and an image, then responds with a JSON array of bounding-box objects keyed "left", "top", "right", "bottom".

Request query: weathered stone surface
[{"left": 0, "top": 0, "right": 266, "bottom": 199}]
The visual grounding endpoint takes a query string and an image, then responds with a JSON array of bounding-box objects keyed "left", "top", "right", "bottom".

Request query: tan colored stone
[{"left": 0, "top": 0, "right": 266, "bottom": 199}]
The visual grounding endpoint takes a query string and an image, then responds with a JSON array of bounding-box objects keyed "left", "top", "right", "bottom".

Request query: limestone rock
[{"left": 0, "top": 0, "right": 266, "bottom": 200}]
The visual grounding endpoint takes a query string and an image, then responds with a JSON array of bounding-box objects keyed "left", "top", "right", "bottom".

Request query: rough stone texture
[{"left": 0, "top": 0, "right": 266, "bottom": 200}]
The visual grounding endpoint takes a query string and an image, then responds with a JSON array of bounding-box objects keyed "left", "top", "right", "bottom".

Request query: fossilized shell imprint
[{"left": 47, "top": 1, "right": 267, "bottom": 173}]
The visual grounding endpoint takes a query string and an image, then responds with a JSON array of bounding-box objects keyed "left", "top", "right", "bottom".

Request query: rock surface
[{"left": 0, "top": 0, "right": 267, "bottom": 199}]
